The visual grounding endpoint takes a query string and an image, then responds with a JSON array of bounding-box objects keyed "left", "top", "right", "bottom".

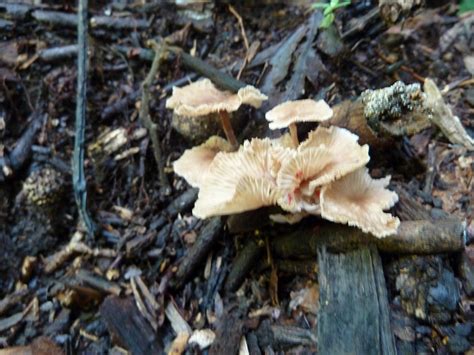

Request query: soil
[{"left": 0, "top": 1, "right": 473, "bottom": 354}]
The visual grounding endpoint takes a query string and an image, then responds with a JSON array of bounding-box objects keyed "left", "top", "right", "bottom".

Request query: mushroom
[
  {"left": 320, "top": 167, "right": 400, "bottom": 238},
  {"left": 166, "top": 79, "right": 268, "bottom": 148},
  {"left": 173, "top": 136, "right": 233, "bottom": 188},
  {"left": 276, "top": 126, "right": 369, "bottom": 213},
  {"left": 192, "top": 138, "right": 279, "bottom": 218},
  {"left": 265, "top": 99, "right": 333, "bottom": 147}
]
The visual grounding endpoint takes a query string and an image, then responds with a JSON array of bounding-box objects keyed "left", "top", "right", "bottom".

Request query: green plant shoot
[{"left": 311, "top": 0, "right": 351, "bottom": 29}]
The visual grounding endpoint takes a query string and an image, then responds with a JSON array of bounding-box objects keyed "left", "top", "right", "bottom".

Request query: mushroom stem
[
  {"left": 218, "top": 111, "right": 239, "bottom": 149},
  {"left": 289, "top": 122, "right": 299, "bottom": 147}
]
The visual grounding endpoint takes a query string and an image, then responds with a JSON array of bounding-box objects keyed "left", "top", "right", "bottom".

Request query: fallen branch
[
  {"left": 272, "top": 220, "right": 465, "bottom": 258},
  {"left": 0, "top": 113, "right": 45, "bottom": 182},
  {"left": 172, "top": 217, "right": 223, "bottom": 289},
  {"left": 224, "top": 237, "right": 265, "bottom": 293},
  {"left": 115, "top": 45, "right": 246, "bottom": 92},
  {"left": 0, "top": 4, "right": 149, "bottom": 30},
  {"left": 139, "top": 39, "right": 170, "bottom": 192}
]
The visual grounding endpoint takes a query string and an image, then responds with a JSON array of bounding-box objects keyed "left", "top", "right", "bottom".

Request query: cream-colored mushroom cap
[
  {"left": 276, "top": 126, "right": 370, "bottom": 208},
  {"left": 265, "top": 99, "right": 333, "bottom": 130},
  {"left": 166, "top": 79, "right": 268, "bottom": 117},
  {"left": 173, "top": 136, "right": 233, "bottom": 188},
  {"left": 192, "top": 138, "right": 279, "bottom": 218},
  {"left": 320, "top": 168, "right": 400, "bottom": 238}
]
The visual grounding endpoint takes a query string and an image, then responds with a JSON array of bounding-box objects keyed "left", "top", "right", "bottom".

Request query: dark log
[
  {"left": 0, "top": 113, "right": 45, "bottom": 182},
  {"left": 317, "top": 244, "right": 396, "bottom": 355},
  {"left": 393, "top": 183, "right": 431, "bottom": 221},
  {"left": 209, "top": 303, "right": 245, "bottom": 355},
  {"left": 172, "top": 217, "right": 223, "bottom": 289},
  {"left": 74, "top": 269, "right": 121, "bottom": 296},
  {"left": 272, "top": 220, "right": 465, "bottom": 258},
  {"left": 100, "top": 296, "right": 163, "bottom": 355},
  {"left": 224, "top": 237, "right": 265, "bottom": 293},
  {"left": 150, "top": 188, "right": 198, "bottom": 231}
]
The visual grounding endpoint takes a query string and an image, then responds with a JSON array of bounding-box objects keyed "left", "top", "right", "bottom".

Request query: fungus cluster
[{"left": 167, "top": 79, "right": 400, "bottom": 238}]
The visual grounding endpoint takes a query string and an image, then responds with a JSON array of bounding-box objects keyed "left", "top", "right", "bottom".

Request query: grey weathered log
[
  {"left": 272, "top": 220, "right": 465, "bottom": 258},
  {"left": 317, "top": 244, "right": 396, "bottom": 355},
  {"left": 39, "top": 45, "right": 78, "bottom": 62}
]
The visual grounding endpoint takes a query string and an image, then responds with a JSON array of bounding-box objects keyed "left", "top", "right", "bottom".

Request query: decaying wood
[
  {"left": 74, "top": 269, "right": 121, "bottom": 296},
  {"left": 0, "top": 336, "right": 63, "bottom": 355},
  {"left": 272, "top": 220, "right": 465, "bottom": 258},
  {"left": 378, "top": 0, "right": 422, "bottom": 24},
  {"left": 209, "top": 303, "right": 246, "bottom": 355},
  {"left": 0, "top": 113, "right": 45, "bottom": 182},
  {"left": 224, "top": 237, "right": 265, "bottom": 293},
  {"left": 0, "top": 288, "right": 29, "bottom": 317},
  {"left": 173, "top": 217, "right": 223, "bottom": 289},
  {"left": 393, "top": 183, "right": 432, "bottom": 221},
  {"left": 100, "top": 296, "right": 163, "bottom": 355},
  {"left": 150, "top": 188, "right": 198, "bottom": 231},
  {"left": 424, "top": 78, "right": 474, "bottom": 150},
  {"left": 323, "top": 80, "right": 473, "bottom": 150},
  {"left": 0, "top": 4, "right": 148, "bottom": 30},
  {"left": 317, "top": 244, "right": 396, "bottom": 355}
]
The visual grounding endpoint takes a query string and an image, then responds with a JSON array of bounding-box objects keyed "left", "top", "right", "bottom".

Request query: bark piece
[{"left": 100, "top": 296, "right": 163, "bottom": 355}]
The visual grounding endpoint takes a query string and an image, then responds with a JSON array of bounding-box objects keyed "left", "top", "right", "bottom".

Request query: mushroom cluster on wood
[
  {"left": 166, "top": 79, "right": 267, "bottom": 148},
  {"left": 171, "top": 93, "right": 399, "bottom": 238}
]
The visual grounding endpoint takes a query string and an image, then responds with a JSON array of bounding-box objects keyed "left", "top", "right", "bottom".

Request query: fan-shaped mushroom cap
[
  {"left": 192, "top": 138, "right": 279, "bottom": 218},
  {"left": 276, "top": 126, "right": 370, "bottom": 211},
  {"left": 166, "top": 79, "right": 268, "bottom": 117},
  {"left": 320, "top": 168, "right": 400, "bottom": 238},
  {"left": 173, "top": 136, "right": 233, "bottom": 188},
  {"left": 265, "top": 99, "right": 333, "bottom": 130}
]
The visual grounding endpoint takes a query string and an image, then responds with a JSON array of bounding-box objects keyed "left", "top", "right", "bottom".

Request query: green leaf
[{"left": 459, "top": 0, "right": 474, "bottom": 13}]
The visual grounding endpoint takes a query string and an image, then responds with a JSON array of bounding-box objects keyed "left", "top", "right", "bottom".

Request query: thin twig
[
  {"left": 73, "top": 0, "right": 96, "bottom": 236},
  {"left": 139, "top": 40, "right": 170, "bottom": 192},
  {"left": 228, "top": 5, "right": 249, "bottom": 52}
]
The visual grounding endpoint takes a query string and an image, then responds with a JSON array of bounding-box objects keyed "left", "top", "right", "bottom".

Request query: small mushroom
[
  {"left": 320, "top": 168, "right": 400, "bottom": 238},
  {"left": 192, "top": 138, "right": 279, "bottom": 218},
  {"left": 276, "top": 126, "right": 369, "bottom": 212},
  {"left": 173, "top": 136, "right": 233, "bottom": 188},
  {"left": 265, "top": 99, "right": 333, "bottom": 147},
  {"left": 166, "top": 79, "right": 267, "bottom": 148}
]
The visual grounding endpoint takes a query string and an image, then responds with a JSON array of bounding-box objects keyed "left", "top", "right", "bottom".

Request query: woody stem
[
  {"left": 289, "top": 122, "right": 299, "bottom": 147},
  {"left": 218, "top": 111, "right": 238, "bottom": 149}
]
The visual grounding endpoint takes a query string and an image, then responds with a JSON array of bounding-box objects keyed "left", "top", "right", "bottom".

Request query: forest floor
[{"left": 0, "top": 1, "right": 473, "bottom": 354}]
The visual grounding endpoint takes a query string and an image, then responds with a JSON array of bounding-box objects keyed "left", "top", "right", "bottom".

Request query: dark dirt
[{"left": 0, "top": 1, "right": 473, "bottom": 354}]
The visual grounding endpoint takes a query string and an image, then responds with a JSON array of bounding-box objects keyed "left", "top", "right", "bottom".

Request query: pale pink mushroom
[
  {"left": 173, "top": 136, "right": 233, "bottom": 188},
  {"left": 320, "top": 168, "right": 400, "bottom": 238},
  {"left": 265, "top": 99, "right": 333, "bottom": 147},
  {"left": 166, "top": 79, "right": 267, "bottom": 148}
]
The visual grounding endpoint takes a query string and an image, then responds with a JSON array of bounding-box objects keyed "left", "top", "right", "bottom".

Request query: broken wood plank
[
  {"left": 100, "top": 296, "right": 163, "bottom": 355},
  {"left": 317, "top": 244, "right": 396, "bottom": 355}
]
